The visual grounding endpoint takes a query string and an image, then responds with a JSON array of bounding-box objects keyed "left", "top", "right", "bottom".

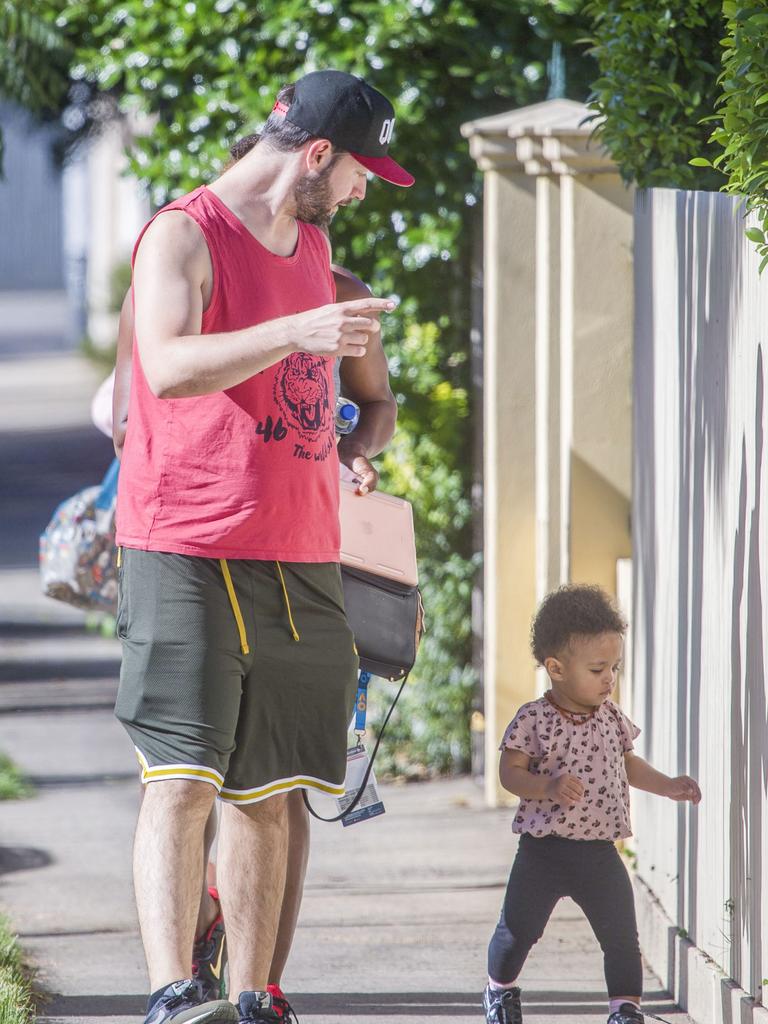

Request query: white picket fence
[{"left": 632, "top": 188, "right": 768, "bottom": 1019}]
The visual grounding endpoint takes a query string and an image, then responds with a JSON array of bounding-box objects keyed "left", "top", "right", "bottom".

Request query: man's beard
[{"left": 293, "top": 157, "right": 341, "bottom": 228}]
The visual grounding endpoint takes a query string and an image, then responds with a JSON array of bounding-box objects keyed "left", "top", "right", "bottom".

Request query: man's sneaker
[
  {"left": 143, "top": 978, "right": 237, "bottom": 1024},
  {"left": 193, "top": 887, "right": 228, "bottom": 999},
  {"left": 266, "top": 984, "right": 300, "bottom": 1023},
  {"left": 237, "top": 991, "right": 282, "bottom": 1022},
  {"left": 483, "top": 983, "right": 523, "bottom": 1024},
  {"left": 607, "top": 1005, "right": 644, "bottom": 1024}
]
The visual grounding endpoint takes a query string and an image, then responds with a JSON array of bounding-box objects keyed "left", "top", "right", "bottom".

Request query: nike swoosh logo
[
  {"left": 210, "top": 934, "right": 226, "bottom": 980},
  {"left": 184, "top": 1009, "right": 233, "bottom": 1024}
]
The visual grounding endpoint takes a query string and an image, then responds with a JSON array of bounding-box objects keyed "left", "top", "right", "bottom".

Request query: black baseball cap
[{"left": 272, "top": 69, "right": 415, "bottom": 188}]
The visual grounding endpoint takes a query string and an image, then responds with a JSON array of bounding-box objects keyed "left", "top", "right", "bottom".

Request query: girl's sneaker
[
  {"left": 607, "top": 1006, "right": 644, "bottom": 1024},
  {"left": 482, "top": 984, "right": 523, "bottom": 1024},
  {"left": 192, "top": 887, "right": 227, "bottom": 1000},
  {"left": 266, "top": 985, "right": 300, "bottom": 1023}
]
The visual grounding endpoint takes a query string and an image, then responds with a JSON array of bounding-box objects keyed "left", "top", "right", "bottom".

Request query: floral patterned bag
[{"left": 39, "top": 459, "right": 119, "bottom": 615}]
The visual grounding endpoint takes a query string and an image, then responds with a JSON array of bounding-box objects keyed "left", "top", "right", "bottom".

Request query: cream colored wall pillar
[
  {"left": 480, "top": 155, "right": 538, "bottom": 808},
  {"left": 536, "top": 174, "right": 562, "bottom": 602},
  {"left": 462, "top": 102, "right": 634, "bottom": 805}
]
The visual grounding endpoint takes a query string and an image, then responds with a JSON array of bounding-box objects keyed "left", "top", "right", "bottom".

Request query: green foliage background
[
  {"left": 696, "top": 1, "right": 768, "bottom": 272},
  {"left": 21, "top": 0, "right": 594, "bottom": 772},
  {"left": 0, "top": 1, "right": 71, "bottom": 170},
  {"left": 586, "top": 0, "right": 768, "bottom": 270},
  {"left": 585, "top": 0, "right": 725, "bottom": 189}
]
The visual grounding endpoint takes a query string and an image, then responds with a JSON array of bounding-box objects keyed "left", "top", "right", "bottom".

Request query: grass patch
[
  {"left": 0, "top": 915, "right": 34, "bottom": 1024},
  {"left": 0, "top": 756, "right": 32, "bottom": 801}
]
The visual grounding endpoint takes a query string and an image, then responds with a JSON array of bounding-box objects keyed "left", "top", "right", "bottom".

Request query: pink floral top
[{"left": 500, "top": 697, "right": 640, "bottom": 841}]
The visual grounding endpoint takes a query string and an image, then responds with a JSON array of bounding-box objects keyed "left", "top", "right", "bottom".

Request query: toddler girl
[{"left": 482, "top": 585, "right": 701, "bottom": 1024}]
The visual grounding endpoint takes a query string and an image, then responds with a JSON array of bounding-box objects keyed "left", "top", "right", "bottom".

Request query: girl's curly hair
[{"left": 531, "top": 585, "right": 627, "bottom": 665}]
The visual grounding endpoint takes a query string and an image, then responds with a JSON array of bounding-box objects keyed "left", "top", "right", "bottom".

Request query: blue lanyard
[{"left": 354, "top": 670, "right": 372, "bottom": 740}]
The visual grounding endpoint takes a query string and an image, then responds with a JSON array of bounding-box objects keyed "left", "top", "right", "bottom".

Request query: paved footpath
[
  {"left": 0, "top": 623, "right": 694, "bottom": 1024},
  {"left": 0, "top": 349, "right": 693, "bottom": 1024}
]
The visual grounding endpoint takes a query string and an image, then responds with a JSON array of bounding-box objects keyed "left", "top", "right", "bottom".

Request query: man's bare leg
[
  {"left": 139, "top": 790, "right": 219, "bottom": 946},
  {"left": 134, "top": 779, "right": 218, "bottom": 991},
  {"left": 268, "top": 789, "right": 310, "bottom": 986},
  {"left": 196, "top": 805, "right": 221, "bottom": 937},
  {"left": 216, "top": 794, "right": 289, "bottom": 999}
]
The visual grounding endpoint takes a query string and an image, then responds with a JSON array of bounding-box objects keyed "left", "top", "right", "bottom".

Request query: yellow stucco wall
[
  {"left": 569, "top": 453, "right": 632, "bottom": 593},
  {"left": 462, "top": 103, "right": 634, "bottom": 806},
  {"left": 482, "top": 168, "right": 539, "bottom": 806}
]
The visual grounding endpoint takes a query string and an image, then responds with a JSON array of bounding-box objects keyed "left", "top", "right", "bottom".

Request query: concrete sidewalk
[{"left": 0, "top": 615, "right": 693, "bottom": 1024}]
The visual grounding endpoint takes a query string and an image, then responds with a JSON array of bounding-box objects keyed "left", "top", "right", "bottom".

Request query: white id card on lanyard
[{"left": 334, "top": 743, "right": 385, "bottom": 827}]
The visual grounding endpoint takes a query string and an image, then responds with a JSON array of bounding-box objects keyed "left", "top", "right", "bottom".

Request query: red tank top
[{"left": 116, "top": 185, "right": 340, "bottom": 561}]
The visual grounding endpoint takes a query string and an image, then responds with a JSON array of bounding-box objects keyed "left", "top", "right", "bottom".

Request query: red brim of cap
[{"left": 350, "top": 152, "right": 415, "bottom": 187}]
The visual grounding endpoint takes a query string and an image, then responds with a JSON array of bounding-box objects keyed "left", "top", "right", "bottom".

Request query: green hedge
[
  {"left": 0, "top": 756, "right": 31, "bottom": 802},
  {"left": 587, "top": 0, "right": 768, "bottom": 269},
  {"left": 0, "top": 2, "right": 71, "bottom": 174},
  {"left": 585, "top": 0, "right": 724, "bottom": 189},
  {"left": 0, "top": 915, "right": 34, "bottom": 1024},
  {"left": 697, "top": 2, "right": 768, "bottom": 270},
  {"left": 370, "top": 321, "right": 478, "bottom": 776}
]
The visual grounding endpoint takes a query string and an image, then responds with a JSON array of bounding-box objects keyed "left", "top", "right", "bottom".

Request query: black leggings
[{"left": 488, "top": 833, "right": 642, "bottom": 996}]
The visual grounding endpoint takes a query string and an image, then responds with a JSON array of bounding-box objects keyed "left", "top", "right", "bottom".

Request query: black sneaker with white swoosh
[{"left": 143, "top": 978, "right": 237, "bottom": 1024}]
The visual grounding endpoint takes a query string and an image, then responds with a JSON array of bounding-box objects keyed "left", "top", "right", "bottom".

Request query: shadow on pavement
[
  {"left": 288, "top": 991, "right": 674, "bottom": 1016},
  {"left": 0, "top": 661, "right": 121, "bottom": 683},
  {"left": 41, "top": 990, "right": 680, "bottom": 1019},
  {"left": 0, "top": 845, "right": 52, "bottom": 875},
  {"left": 0, "top": 426, "right": 113, "bottom": 570},
  {"left": 41, "top": 995, "right": 144, "bottom": 1017},
  {"left": 0, "top": 623, "right": 90, "bottom": 639},
  {"left": 26, "top": 772, "right": 136, "bottom": 788}
]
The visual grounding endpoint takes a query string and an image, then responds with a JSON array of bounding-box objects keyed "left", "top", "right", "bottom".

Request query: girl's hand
[
  {"left": 664, "top": 775, "right": 702, "bottom": 804},
  {"left": 546, "top": 773, "right": 584, "bottom": 804}
]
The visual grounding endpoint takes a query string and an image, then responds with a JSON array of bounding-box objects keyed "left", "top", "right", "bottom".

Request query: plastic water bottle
[{"left": 335, "top": 396, "right": 360, "bottom": 435}]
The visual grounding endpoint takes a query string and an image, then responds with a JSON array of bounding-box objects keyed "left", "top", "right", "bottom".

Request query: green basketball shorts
[{"left": 114, "top": 548, "right": 359, "bottom": 803}]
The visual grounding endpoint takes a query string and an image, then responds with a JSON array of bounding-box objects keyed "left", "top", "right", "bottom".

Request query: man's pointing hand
[{"left": 293, "top": 297, "right": 395, "bottom": 358}]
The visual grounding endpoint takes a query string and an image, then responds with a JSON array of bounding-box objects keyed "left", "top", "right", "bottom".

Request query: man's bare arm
[
  {"left": 334, "top": 267, "right": 397, "bottom": 494},
  {"left": 133, "top": 213, "right": 393, "bottom": 399}
]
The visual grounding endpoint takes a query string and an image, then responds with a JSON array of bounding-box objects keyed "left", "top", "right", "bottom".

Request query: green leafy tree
[
  {"left": 696, "top": 1, "right": 768, "bottom": 271},
  {"left": 50, "top": 0, "right": 594, "bottom": 771},
  {"left": 585, "top": 0, "right": 724, "bottom": 189},
  {"left": 0, "top": 0, "right": 71, "bottom": 171}
]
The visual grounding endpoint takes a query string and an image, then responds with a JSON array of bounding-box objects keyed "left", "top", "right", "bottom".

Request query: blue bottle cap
[{"left": 339, "top": 403, "right": 357, "bottom": 421}]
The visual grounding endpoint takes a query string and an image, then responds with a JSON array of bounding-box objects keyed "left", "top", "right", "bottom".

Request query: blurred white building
[{"left": 0, "top": 104, "right": 149, "bottom": 356}]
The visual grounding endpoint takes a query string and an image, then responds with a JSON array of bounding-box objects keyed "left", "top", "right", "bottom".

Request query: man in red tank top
[{"left": 114, "top": 70, "right": 413, "bottom": 1024}]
